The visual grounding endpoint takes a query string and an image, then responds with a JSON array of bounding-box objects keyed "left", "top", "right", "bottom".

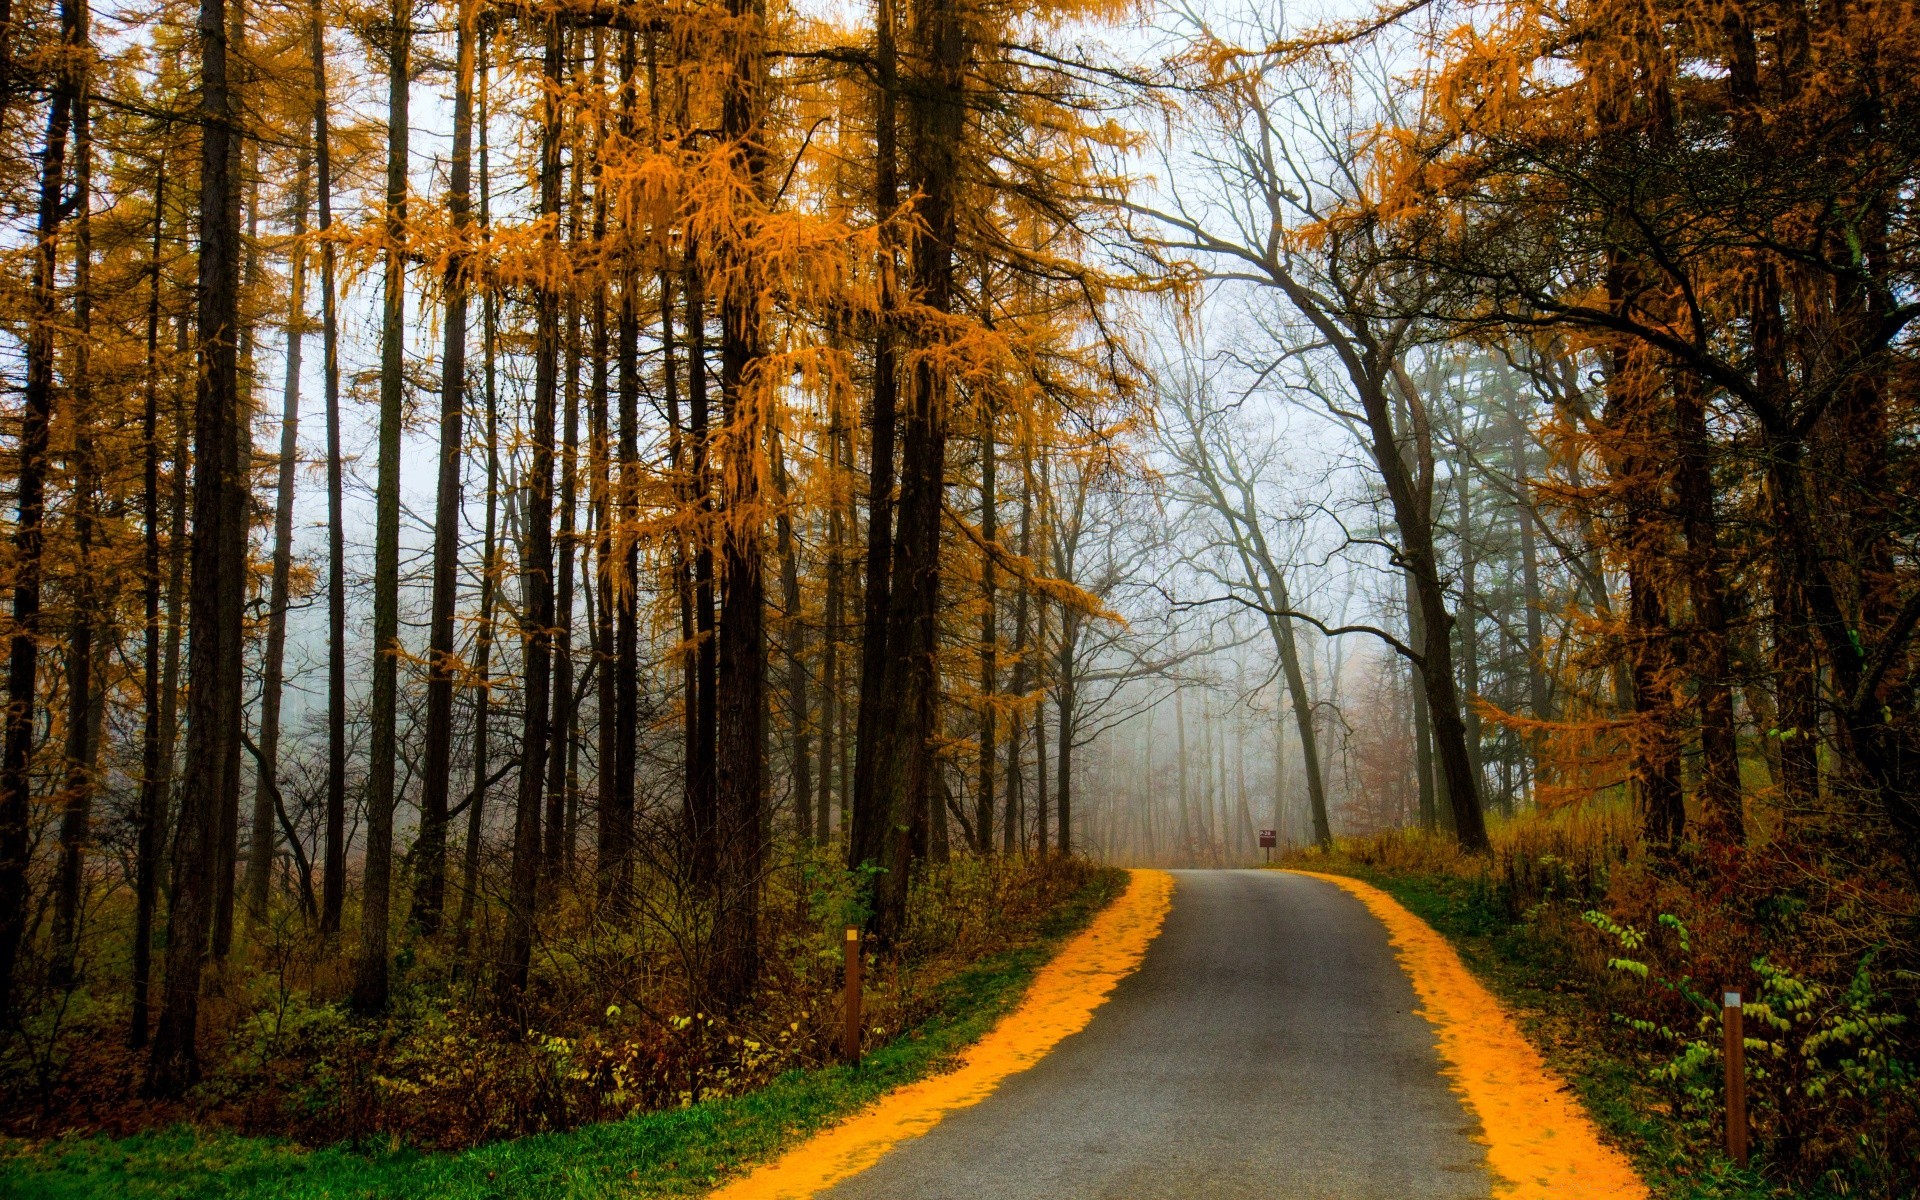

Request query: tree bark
[
  {"left": 1672, "top": 375, "right": 1745, "bottom": 847},
  {"left": 132, "top": 141, "right": 170, "bottom": 1048},
  {"left": 498, "top": 13, "right": 562, "bottom": 1005},
  {"left": 976, "top": 418, "right": 996, "bottom": 853},
  {"left": 353, "top": 0, "right": 411, "bottom": 1014},
  {"left": 712, "top": 0, "right": 769, "bottom": 1005},
  {"left": 314, "top": 0, "right": 348, "bottom": 939},
  {"left": 455, "top": 52, "right": 498, "bottom": 953},
  {"left": 148, "top": 0, "right": 246, "bottom": 1091},
  {"left": 774, "top": 434, "right": 811, "bottom": 842},
  {"left": 247, "top": 144, "right": 308, "bottom": 927},
  {"left": 863, "top": 0, "right": 965, "bottom": 933},
  {"left": 849, "top": 0, "right": 901, "bottom": 880},
  {"left": 52, "top": 54, "right": 97, "bottom": 986},
  {"left": 413, "top": 0, "right": 474, "bottom": 934},
  {"left": 0, "top": 0, "right": 78, "bottom": 1020}
]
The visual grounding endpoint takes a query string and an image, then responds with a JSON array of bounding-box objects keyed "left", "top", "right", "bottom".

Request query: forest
[{"left": 0, "top": 0, "right": 1914, "bottom": 1192}]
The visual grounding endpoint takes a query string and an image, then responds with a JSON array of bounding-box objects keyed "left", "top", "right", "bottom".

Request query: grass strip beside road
[{"left": 0, "top": 868, "right": 1127, "bottom": 1200}]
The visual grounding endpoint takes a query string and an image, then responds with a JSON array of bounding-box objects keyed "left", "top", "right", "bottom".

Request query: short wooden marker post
[
  {"left": 843, "top": 926, "right": 862, "bottom": 1066},
  {"left": 1723, "top": 988, "right": 1748, "bottom": 1167}
]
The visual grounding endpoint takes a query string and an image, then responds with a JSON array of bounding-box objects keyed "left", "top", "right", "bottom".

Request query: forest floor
[
  {"left": 0, "top": 866, "right": 1127, "bottom": 1200},
  {"left": 1277, "top": 849, "right": 1802, "bottom": 1200}
]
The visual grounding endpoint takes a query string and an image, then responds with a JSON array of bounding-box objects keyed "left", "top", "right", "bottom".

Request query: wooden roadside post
[
  {"left": 844, "top": 925, "right": 862, "bottom": 1066},
  {"left": 1723, "top": 988, "right": 1748, "bottom": 1167}
]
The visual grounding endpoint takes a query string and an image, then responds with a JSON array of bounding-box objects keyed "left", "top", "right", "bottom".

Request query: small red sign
[{"left": 1258, "top": 830, "right": 1277, "bottom": 848}]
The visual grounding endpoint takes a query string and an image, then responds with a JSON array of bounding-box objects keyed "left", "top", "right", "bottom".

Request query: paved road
[{"left": 824, "top": 869, "right": 1493, "bottom": 1200}]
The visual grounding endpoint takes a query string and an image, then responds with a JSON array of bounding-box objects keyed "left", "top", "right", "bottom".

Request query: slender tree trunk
[
  {"left": 1174, "top": 689, "right": 1192, "bottom": 860},
  {"left": 684, "top": 255, "right": 719, "bottom": 886},
  {"left": 712, "top": 0, "right": 769, "bottom": 1004},
  {"left": 820, "top": 396, "right": 846, "bottom": 845},
  {"left": 1003, "top": 456, "right": 1031, "bottom": 855},
  {"left": 413, "top": 0, "right": 475, "bottom": 934},
  {"left": 1509, "top": 409, "right": 1549, "bottom": 725},
  {"left": 52, "top": 58, "right": 97, "bottom": 986},
  {"left": 1454, "top": 464, "right": 1489, "bottom": 814},
  {"left": 498, "top": 13, "right": 562, "bottom": 1005},
  {"left": 1672, "top": 375, "right": 1744, "bottom": 847},
  {"left": 314, "top": 0, "right": 347, "bottom": 939},
  {"left": 596, "top": 33, "right": 633, "bottom": 902},
  {"left": 1054, "top": 616, "right": 1074, "bottom": 857},
  {"left": 849, "top": 0, "right": 901, "bottom": 878},
  {"left": 1035, "top": 595, "right": 1050, "bottom": 856},
  {"left": 0, "top": 0, "right": 77, "bottom": 1019},
  {"left": 148, "top": 0, "right": 246, "bottom": 1090},
  {"left": 548, "top": 99, "right": 584, "bottom": 882},
  {"left": 864, "top": 0, "right": 965, "bottom": 933},
  {"left": 455, "top": 55, "right": 498, "bottom": 952},
  {"left": 976, "top": 419, "right": 996, "bottom": 853},
  {"left": 774, "top": 435, "right": 811, "bottom": 842},
  {"left": 353, "top": 2, "right": 410, "bottom": 1014},
  {"left": 132, "top": 145, "right": 170, "bottom": 1047},
  {"left": 247, "top": 146, "right": 309, "bottom": 927}
]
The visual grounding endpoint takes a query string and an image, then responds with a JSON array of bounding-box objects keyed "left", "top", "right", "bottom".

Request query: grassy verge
[
  {"left": 1291, "top": 860, "right": 1806, "bottom": 1200},
  {"left": 0, "top": 868, "right": 1126, "bottom": 1200}
]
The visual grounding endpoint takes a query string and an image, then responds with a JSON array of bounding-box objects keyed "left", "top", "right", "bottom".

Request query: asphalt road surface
[{"left": 823, "top": 869, "right": 1493, "bottom": 1200}]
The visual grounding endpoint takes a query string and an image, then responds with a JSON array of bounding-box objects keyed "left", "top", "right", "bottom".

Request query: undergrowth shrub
[
  {"left": 0, "top": 846, "right": 1107, "bottom": 1153},
  {"left": 1292, "top": 805, "right": 1920, "bottom": 1195}
]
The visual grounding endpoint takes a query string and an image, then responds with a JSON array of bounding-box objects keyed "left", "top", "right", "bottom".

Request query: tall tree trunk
[
  {"left": 774, "top": 434, "right": 811, "bottom": 842},
  {"left": 413, "top": 0, "right": 475, "bottom": 934},
  {"left": 1672, "top": 375, "right": 1744, "bottom": 847},
  {"left": 596, "top": 32, "right": 633, "bottom": 902},
  {"left": 683, "top": 254, "right": 718, "bottom": 886},
  {"left": 849, "top": 0, "right": 901, "bottom": 879},
  {"left": 1034, "top": 595, "right": 1049, "bottom": 855},
  {"left": 1003, "top": 455, "right": 1031, "bottom": 855},
  {"left": 712, "top": 0, "right": 769, "bottom": 1005},
  {"left": 353, "top": 1, "right": 410, "bottom": 1014},
  {"left": 548, "top": 100, "right": 584, "bottom": 882},
  {"left": 456, "top": 55, "right": 498, "bottom": 952},
  {"left": 819, "top": 395, "right": 846, "bottom": 845},
  {"left": 1454, "top": 464, "right": 1489, "bottom": 814},
  {"left": 148, "top": 0, "right": 246, "bottom": 1091},
  {"left": 498, "top": 13, "right": 562, "bottom": 1005},
  {"left": 132, "top": 143, "right": 170, "bottom": 1047},
  {"left": 247, "top": 145, "right": 309, "bottom": 927},
  {"left": 215, "top": 97, "right": 261, "bottom": 964},
  {"left": 315, "top": 0, "right": 347, "bottom": 939},
  {"left": 52, "top": 54, "right": 96, "bottom": 986},
  {"left": 0, "top": 0, "right": 77, "bottom": 1020},
  {"left": 864, "top": 0, "right": 965, "bottom": 934},
  {"left": 1174, "top": 689, "right": 1192, "bottom": 860},
  {"left": 1509, "top": 407, "right": 1550, "bottom": 725},
  {"left": 1054, "top": 615, "right": 1075, "bottom": 856},
  {"left": 600, "top": 30, "right": 643, "bottom": 900},
  {"left": 976, "top": 419, "right": 996, "bottom": 854}
]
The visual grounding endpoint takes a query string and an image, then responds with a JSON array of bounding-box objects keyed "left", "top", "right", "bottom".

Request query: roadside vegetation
[
  {"left": 0, "top": 861, "right": 1121, "bottom": 1198},
  {"left": 1283, "top": 811, "right": 1915, "bottom": 1200}
]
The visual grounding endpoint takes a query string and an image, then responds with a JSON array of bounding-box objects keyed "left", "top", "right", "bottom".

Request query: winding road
[
  {"left": 719, "top": 868, "right": 1647, "bottom": 1200},
  {"left": 824, "top": 869, "right": 1492, "bottom": 1199}
]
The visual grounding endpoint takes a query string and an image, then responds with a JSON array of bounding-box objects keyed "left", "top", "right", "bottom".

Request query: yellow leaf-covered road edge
[
  {"left": 707, "top": 868, "right": 1175, "bottom": 1200},
  {"left": 1291, "top": 869, "right": 1650, "bottom": 1200}
]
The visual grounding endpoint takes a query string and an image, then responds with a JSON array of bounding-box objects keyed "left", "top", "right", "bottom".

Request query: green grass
[
  {"left": 1302, "top": 863, "right": 1819, "bottom": 1200},
  {"left": 0, "top": 870, "right": 1125, "bottom": 1200}
]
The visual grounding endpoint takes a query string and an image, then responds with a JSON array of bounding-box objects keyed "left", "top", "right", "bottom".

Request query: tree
[{"left": 148, "top": 0, "right": 247, "bottom": 1093}]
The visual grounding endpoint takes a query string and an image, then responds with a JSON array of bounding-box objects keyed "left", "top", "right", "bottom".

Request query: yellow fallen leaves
[{"left": 1292, "top": 869, "right": 1650, "bottom": 1200}]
